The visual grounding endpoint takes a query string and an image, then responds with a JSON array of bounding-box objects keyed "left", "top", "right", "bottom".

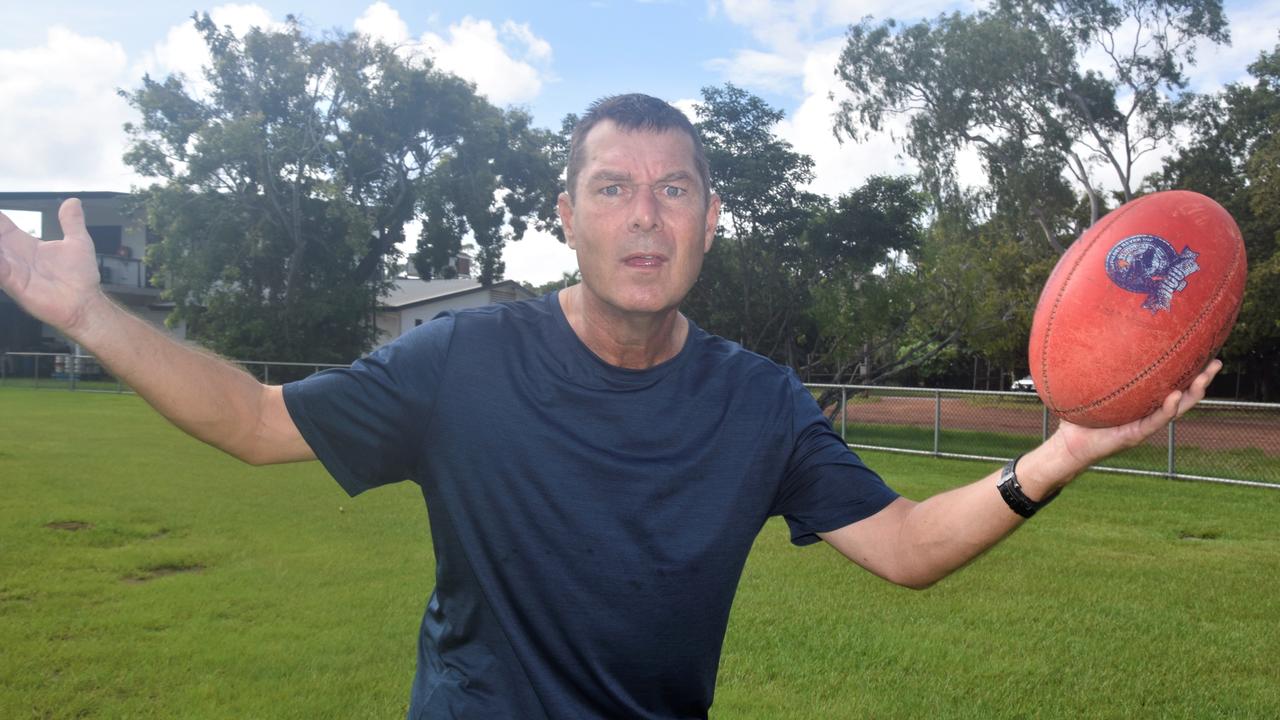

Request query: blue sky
[{"left": 2, "top": 1, "right": 1277, "bottom": 282}]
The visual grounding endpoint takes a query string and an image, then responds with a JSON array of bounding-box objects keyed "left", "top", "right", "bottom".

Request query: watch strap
[{"left": 997, "top": 454, "right": 1060, "bottom": 518}]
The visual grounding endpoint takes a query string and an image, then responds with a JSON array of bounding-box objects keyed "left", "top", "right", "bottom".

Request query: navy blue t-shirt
[{"left": 282, "top": 292, "right": 898, "bottom": 719}]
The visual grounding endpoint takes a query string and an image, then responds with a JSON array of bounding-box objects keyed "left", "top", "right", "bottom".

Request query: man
[{"left": 0, "top": 94, "right": 1218, "bottom": 719}]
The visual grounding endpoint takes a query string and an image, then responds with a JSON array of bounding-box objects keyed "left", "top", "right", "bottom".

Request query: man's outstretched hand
[
  {"left": 1043, "top": 359, "right": 1223, "bottom": 479},
  {"left": 0, "top": 199, "right": 106, "bottom": 338}
]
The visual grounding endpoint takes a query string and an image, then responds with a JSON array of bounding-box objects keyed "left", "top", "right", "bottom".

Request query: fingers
[
  {"left": 1132, "top": 389, "right": 1181, "bottom": 439},
  {"left": 1173, "top": 358, "right": 1223, "bottom": 419},
  {"left": 1131, "top": 359, "right": 1221, "bottom": 435},
  {"left": 58, "top": 198, "right": 93, "bottom": 247}
]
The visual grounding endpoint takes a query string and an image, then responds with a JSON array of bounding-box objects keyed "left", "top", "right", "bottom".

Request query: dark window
[
  {"left": 87, "top": 225, "right": 122, "bottom": 255},
  {"left": 414, "top": 319, "right": 424, "bottom": 327}
]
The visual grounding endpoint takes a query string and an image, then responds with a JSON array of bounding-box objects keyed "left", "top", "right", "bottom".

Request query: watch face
[{"left": 1001, "top": 460, "right": 1018, "bottom": 485}]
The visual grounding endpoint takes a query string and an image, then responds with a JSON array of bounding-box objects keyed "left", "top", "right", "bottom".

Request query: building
[
  {"left": 0, "top": 191, "right": 179, "bottom": 355},
  {"left": 376, "top": 277, "right": 536, "bottom": 345},
  {"left": 1, "top": 191, "right": 540, "bottom": 358}
]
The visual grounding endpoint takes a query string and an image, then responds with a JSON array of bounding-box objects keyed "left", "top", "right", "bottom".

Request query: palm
[
  {"left": 0, "top": 200, "right": 102, "bottom": 333},
  {"left": 1051, "top": 359, "right": 1223, "bottom": 469}
]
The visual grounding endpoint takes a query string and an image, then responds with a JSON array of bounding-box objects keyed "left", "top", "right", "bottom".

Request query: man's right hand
[
  {"left": 0, "top": 197, "right": 314, "bottom": 466},
  {"left": 0, "top": 199, "right": 107, "bottom": 339}
]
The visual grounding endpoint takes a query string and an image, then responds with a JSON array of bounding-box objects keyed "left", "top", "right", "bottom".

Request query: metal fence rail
[
  {"left": 808, "top": 383, "right": 1280, "bottom": 490},
  {"left": 4, "top": 353, "right": 1275, "bottom": 489},
  {"left": 0, "top": 352, "right": 347, "bottom": 393}
]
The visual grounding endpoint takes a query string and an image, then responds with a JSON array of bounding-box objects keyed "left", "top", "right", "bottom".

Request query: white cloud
[
  {"left": 1188, "top": 5, "right": 1280, "bottom": 91},
  {"left": 409, "top": 17, "right": 555, "bottom": 107},
  {"left": 502, "top": 21, "right": 552, "bottom": 63},
  {"left": 354, "top": 1, "right": 411, "bottom": 46},
  {"left": 705, "top": 49, "right": 803, "bottom": 93},
  {"left": 774, "top": 40, "right": 919, "bottom": 198},
  {"left": 706, "top": 0, "right": 971, "bottom": 97},
  {"left": 667, "top": 98, "right": 700, "bottom": 124},
  {"left": 0, "top": 26, "right": 138, "bottom": 191}
]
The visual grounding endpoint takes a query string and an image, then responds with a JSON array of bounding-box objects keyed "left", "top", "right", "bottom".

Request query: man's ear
[
  {"left": 558, "top": 192, "right": 577, "bottom": 249},
  {"left": 703, "top": 193, "right": 721, "bottom": 253}
]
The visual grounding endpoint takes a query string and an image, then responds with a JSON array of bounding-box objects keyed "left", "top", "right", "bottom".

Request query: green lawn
[{"left": 3, "top": 387, "right": 1279, "bottom": 718}]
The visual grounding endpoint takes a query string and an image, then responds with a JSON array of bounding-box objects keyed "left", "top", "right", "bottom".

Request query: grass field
[{"left": 3, "top": 387, "right": 1279, "bottom": 719}]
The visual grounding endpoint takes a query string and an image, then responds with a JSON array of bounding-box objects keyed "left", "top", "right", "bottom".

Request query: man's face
[{"left": 558, "top": 121, "right": 720, "bottom": 318}]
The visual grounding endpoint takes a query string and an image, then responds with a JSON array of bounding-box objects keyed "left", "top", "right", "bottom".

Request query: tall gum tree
[
  {"left": 122, "top": 14, "right": 560, "bottom": 363},
  {"left": 833, "top": 0, "right": 1230, "bottom": 251},
  {"left": 1157, "top": 38, "right": 1280, "bottom": 399}
]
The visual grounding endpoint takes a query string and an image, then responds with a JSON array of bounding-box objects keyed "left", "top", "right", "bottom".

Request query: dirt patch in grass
[
  {"left": 1177, "top": 530, "right": 1222, "bottom": 541},
  {"left": 123, "top": 562, "right": 206, "bottom": 584},
  {"left": 45, "top": 521, "right": 94, "bottom": 531}
]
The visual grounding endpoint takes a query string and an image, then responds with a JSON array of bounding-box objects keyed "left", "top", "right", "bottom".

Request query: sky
[{"left": 2, "top": 1, "right": 1277, "bottom": 284}]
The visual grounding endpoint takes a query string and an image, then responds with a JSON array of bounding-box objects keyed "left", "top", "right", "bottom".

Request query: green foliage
[
  {"left": 684, "top": 84, "right": 824, "bottom": 363},
  {"left": 834, "top": 0, "right": 1229, "bottom": 248},
  {"left": 1158, "top": 36, "right": 1280, "bottom": 399},
  {"left": 522, "top": 270, "right": 580, "bottom": 298},
  {"left": 806, "top": 176, "right": 930, "bottom": 384},
  {"left": 121, "top": 14, "right": 560, "bottom": 362}
]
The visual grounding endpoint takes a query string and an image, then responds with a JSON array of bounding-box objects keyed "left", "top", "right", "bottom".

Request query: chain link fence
[
  {"left": 4, "top": 353, "right": 1275, "bottom": 489},
  {"left": 0, "top": 352, "right": 345, "bottom": 393},
  {"left": 809, "top": 384, "right": 1280, "bottom": 490}
]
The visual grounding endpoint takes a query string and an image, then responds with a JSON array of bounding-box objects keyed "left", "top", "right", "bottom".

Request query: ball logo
[{"left": 1104, "top": 234, "right": 1200, "bottom": 313}]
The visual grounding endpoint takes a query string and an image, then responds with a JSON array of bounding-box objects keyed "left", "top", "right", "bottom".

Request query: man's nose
[{"left": 629, "top": 187, "right": 661, "bottom": 232}]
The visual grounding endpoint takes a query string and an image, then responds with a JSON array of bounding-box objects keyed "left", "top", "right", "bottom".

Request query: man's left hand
[{"left": 1041, "top": 358, "right": 1223, "bottom": 482}]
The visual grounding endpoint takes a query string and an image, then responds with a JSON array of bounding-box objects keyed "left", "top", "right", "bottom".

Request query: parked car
[{"left": 1011, "top": 376, "right": 1036, "bottom": 392}]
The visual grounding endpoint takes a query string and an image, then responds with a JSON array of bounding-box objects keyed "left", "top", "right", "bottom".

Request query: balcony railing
[{"left": 97, "top": 253, "right": 144, "bottom": 289}]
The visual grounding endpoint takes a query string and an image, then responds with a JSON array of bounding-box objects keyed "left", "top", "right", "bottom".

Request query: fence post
[
  {"left": 1, "top": 352, "right": 6, "bottom": 386},
  {"left": 840, "top": 386, "right": 847, "bottom": 440},
  {"left": 933, "top": 390, "right": 942, "bottom": 456},
  {"left": 264, "top": 363, "right": 270, "bottom": 385},
  {"left": 1167, "top": 419, "right": 1177, "bottom": 479},
  {"left": 1042, "top": 405, "right": 1049, "bottom": 441}
]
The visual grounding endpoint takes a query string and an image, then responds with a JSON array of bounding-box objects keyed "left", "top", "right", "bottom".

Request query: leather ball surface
[{"left": 1028, "top": 190, "right": 1247, "bottom": 428}]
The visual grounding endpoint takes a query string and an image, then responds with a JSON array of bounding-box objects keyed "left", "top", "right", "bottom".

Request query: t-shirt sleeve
[
  {"left": 772, "top": 373, "right": 900, "bottom": 546},
  {"left": 282, "top": 314, "right": 454, "bottom": 497}
]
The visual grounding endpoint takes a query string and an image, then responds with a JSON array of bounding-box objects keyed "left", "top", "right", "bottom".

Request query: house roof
[{"left": 380, "top": 277, "right": 534, "bottom": 310}]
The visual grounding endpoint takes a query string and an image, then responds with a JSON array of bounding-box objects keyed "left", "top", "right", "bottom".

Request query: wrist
[
  {"left": 1017, "top": 438, "right": 1086, "bottom": 502},
  {"left": 997, "top": 454, "right": 1061, "bottom": 518},
  {"left": 64, "top": 290, "right": 119, "bottom": 347}
]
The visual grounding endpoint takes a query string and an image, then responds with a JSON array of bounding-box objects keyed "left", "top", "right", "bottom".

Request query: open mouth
[{"left": 623, "top": 253, "right": 666, "bottom": 268}]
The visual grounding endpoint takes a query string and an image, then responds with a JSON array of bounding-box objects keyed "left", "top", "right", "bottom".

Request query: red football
[{"left": 1028, "top": 190, "right": 1247, "bottom": 427}]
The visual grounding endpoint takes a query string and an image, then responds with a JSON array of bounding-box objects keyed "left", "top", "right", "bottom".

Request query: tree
[
  {"left": 834, "top": 0, "right": 1230, "bottom": 252},
  {"left": 522, "top": 270, "right": 581, "bottom": 297},
  {"left": 683, "top": 84, "right": 824, "bottom": 365},
  {"left": 1157, "top": 36, "right": 1280, "bottom": 399},
  {"left": 804, "top": 175, "right": 1068, "bottom": 396},
  {"left": 122, "top": 14, "right": 560, "bottom": 362}
]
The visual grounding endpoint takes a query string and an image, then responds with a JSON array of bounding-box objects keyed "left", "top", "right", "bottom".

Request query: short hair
[{"left": 564, "top": 93, "right": 711, "bottom": 202}]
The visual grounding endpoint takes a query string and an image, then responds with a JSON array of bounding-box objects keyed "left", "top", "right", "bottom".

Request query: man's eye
[
  {"left": 662, "top": 185, "right": 686, "bottom": 198},
  {"left": 601, "top": 185, "right": 622, "bottom": 197}
]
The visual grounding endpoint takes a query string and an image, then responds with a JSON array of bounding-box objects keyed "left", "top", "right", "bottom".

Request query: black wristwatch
[{"left": 997, "top": 454, "right": 1060, "bottom": 518}]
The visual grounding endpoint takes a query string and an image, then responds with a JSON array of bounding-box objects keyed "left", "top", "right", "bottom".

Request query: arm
[
  {"left": 820, "top": 361, "right": 1221, "bottom": 589},
  {"left": 0, "top": 199, "right": 313, "bottom": 465}
]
